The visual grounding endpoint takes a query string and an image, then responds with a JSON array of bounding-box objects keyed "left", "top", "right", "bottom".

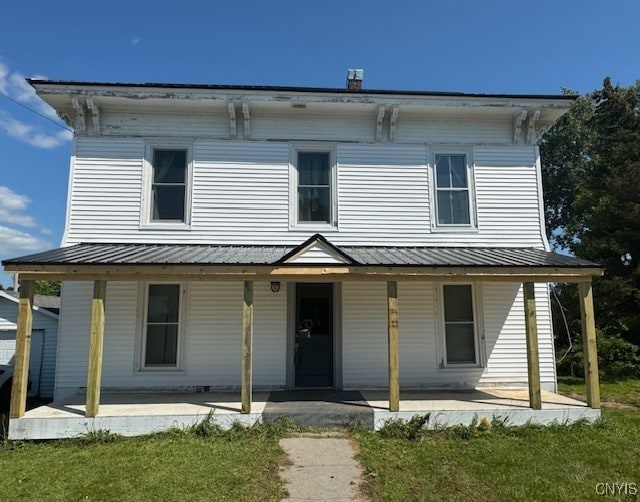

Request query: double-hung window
[
  {"left": 292, "top": 147, "right": 336, "bottom": 227},
  {"left": 143, "top": 284, "right": 181, "bottom": 367},
  {"left": 151, "top": 149, "right": 187, "bottom": 222},
  {"left": 434, "top": 153, "right": 473, "bottom": 226},
  {"left": 442, "top": 284, "right": 478, "bottom": 365}
]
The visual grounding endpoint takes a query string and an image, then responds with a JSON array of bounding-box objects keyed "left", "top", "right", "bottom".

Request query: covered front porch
[
  {"left": 2, "top": 236, "right": 604, "bottom": 439},
  {"left": 9, "top": 388, "right": 599, "bottom": 439}
]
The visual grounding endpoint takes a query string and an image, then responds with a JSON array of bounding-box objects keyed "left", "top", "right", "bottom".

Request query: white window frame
[
  {"left": 289, "top": 142, "right": 338, "bottom": 230},
  {"left": 428, "top": 147, "right": 477, "bottom": 231},
  {"left": 135, "top": 281, "right": 189, "bottom": 372},
  {"left": 140, "top": 139, "right": 194, "bottom": 230},
  {"left": 437, "top": 282, "right": 483, "bottom": 369}
]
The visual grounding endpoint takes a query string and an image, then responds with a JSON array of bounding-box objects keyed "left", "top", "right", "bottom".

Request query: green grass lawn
[
  {"left": 354, "top": 379, "right": 640, "bottom": 501},
  {"left": 0, "top": 424, "right": 286, "bottom": 501},
  {"left": 558, "top": 376, "right": 640, "bottom": 408}
]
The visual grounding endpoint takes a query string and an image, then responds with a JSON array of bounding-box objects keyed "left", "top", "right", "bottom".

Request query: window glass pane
[
  {"left": 437, "top": 191, "right": 453, "bottom": 224},
  {"left": 145, "top": 324, "right": 178, "bottom": 365},
  {"left": 152, "top": 185, "right": 185, "bottom": 221},
  {"left": 449, "top": 155, "right": 467, "bottom": 188},
  {"left": 435, "top": 155, "right": 451, "bottom": 188},
  {"left": 147, "top": 284, "right": 180, "bottom": 322},
  {"left": 437, "top": 190, "right": 470, "bottom": 225},
  {"left": 445, "top": 324, "right": 476, "bottom": 363},
  {"left": 298, "top": 153, "right": 329, "bottom": 185},
  {"left": 443, "top": 285, "right": 474, "bottom": 322},
  {"left": 153, "top": 150, "right": 186, "bottom": 183},
  {"left": 298, "top": 187, "right": 330, "bottom": 223},
  {"left": 450, "top": 190, "right": 470, "bottom": 224}
]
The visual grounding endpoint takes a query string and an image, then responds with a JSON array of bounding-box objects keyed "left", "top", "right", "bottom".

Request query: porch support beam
[
  {"left": 86, "top": 280, "right": 106, "bottom": 417},
  {"left": 579, "top": 281, "right": 600, "bottom": 408},
  {"left": 9, "top": 280, "right": 35, "bottom": 419},
  {"left": 241, "top": 281, "right": 253, "bottom": 414},
  {"left": 523, "top": 282, "right": 541, "bottom": 410},
  {"left": 387, "top": 281, "right": 400, "bottom": 412}
]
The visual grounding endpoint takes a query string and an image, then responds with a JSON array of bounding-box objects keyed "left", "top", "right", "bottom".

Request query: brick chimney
[{"left": 347, "top": 69, "right": 363, "bottom": 91}]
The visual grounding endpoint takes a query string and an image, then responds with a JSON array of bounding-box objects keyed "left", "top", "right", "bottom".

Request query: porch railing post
[
  {"left": 9, "top": 280, "right": 35, "bottom": 419},
  {"left": 241, "top": 281, "right": 254, "bottom": 414},
  {"left": 578, "top": 281, "right": 600, "bottom": 408},
  {"left": 387, "top": 281, "right": 400, "bottom": 412},
  {"left": 86, "top": 280, "right": 106, "bottom": 417},
  {"left": 523, "top": 282, "right": 542, "bottom": 410}
]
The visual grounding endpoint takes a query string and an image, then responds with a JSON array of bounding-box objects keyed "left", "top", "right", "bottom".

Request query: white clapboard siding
[
  {"left": 338, "top": 144, "right": 431, "bottom": 241},
  {"left": 342, "top": 282, "right": 388, "bottom": 387},
  {"left": 192, "top": 141, "right": 290, "bottom": 235},
  {"left": 479, "top": 282, "right": 555, "bottom": 386},
  {"left": 54, "top": 281, "right": 287, "bottom": 399},
  {"left": 285, "top": 242, "right": 350, "bottom": 264},
  {"left": 0, "top": 296, "right": 59, "bottom": 398},
  {"left": 65, "top": 138, "right": 547, "bottom": 248},
  {"left": 473, "top": 146, "right": 544, "bottom": 247},
  {"left": 66, "top": 138, "right": 144, "bottom": 244},
  {"left": 250, "top": 110, "right": 377, "bottom": 142},
  {"left": 398, "top": 117, "right": 512, "bottom": 144},
  {"left": 101, "top": 110, "right": 229, "bottom": 138},
  {"left": 340, "top": 281, "right": 556, "bottom": 390}
]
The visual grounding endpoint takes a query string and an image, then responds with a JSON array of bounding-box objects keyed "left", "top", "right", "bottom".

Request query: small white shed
[{"left": 0, "top": 291, "right": 59, "bottom": 398}]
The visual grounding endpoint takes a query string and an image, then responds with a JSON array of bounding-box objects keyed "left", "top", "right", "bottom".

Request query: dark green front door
[{"left": 295, "top": 283, "right": 333, "bottom": 388}]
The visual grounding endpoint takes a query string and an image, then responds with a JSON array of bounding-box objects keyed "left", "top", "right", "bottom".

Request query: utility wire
[
  {"left": 0, "top": 90, "right": 73, "bottom": 132},
  {"left": 552, "top": 286, "right": 573, "bottom": 364}
]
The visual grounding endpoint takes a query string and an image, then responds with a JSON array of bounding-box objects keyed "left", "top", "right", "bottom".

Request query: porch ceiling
[{"left": 2, "top": 236, "right": 602, "bottom": 282}]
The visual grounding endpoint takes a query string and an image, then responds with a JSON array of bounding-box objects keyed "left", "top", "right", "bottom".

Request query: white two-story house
[{"left": 3, "top": 72, "right": 603, "bottom": 438}]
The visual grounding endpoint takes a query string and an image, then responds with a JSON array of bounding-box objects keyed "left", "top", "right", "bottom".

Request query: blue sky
[{"left": 0, "top": 0, "right": 638, "bottom": 287}]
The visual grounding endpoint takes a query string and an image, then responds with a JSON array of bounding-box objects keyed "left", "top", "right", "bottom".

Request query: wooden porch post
[
  {"left": 387, "top": 281, "right": 400, "bottom": 412},
  {"left": 86, "top": 280, "right": 106, "bottom": 418},
  {"left": 9, "top": 280, "right": 35, "bottom": 419},
  {"left": 241, "top": 281, "right": 253, "bottom": 414},
  {"left": 523, "top": 282, "right": 542, "bottom": 410},
  {"left": 578, "top": 281, "right": 600, "bottom": 408}
]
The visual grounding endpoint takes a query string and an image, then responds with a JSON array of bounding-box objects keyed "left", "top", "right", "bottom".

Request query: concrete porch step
[{"left": 262, "top": 390, "right": 374, "bottom": 428}]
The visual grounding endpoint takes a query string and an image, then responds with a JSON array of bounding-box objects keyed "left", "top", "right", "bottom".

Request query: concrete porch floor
[{"left": 9, "top": 388, "right": 600, "bottom": 440}]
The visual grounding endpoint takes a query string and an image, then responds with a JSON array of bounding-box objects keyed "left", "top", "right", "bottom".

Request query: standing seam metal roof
[{"left": 2, "top": 242, "right": 600, "bottom": 269}]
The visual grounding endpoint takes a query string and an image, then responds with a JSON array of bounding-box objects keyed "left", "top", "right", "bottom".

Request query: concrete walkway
[{"left": 279, "top": 435, "right": 366, "bottom": 501}]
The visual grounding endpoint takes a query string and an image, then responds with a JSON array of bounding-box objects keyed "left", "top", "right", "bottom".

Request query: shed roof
[{"left": 2, "top": 238, "right": 598, "bottom": 269}]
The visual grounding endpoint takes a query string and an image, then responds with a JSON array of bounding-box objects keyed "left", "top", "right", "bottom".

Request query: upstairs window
[
  {"left": 296, "top": 151, "right": 333, "bottom": 225},
  {"left": 442, "top": 284, "right": 477, "bottom": 365},
  {"left": 435, "top": 154, "right": 472, "bottom": 226},
  {"left": 151, "top": 149, "right": 187, "bottom": 222}
]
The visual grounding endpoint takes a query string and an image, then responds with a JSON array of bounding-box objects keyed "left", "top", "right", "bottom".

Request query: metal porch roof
[{"left": 2, "top": 241, "right": 599, "bottom": 269}]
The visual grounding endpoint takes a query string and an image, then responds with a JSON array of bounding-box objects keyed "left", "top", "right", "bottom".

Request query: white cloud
[
  {"left": 0, "top": 186, "right": 37, "bottom": 227},
  {"left": 0, "top": 61, "right": 59, "bottom": 120},
  {"left": 0, "top": 60, "right": 72, "bottom": 149},
  {"left": 0, "top": 225, "right": 50, "bottom": 256},
  {"left": 0, "top": 111, "right": 72, "bottom": 148},
  {"left": 131, "top": 37, "right": 141, "bottom": 45}
]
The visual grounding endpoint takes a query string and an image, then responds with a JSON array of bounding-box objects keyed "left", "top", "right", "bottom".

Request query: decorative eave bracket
[
  {"left": 526, "top": 109, "right": 541, "bottom": 145},
  {"left": 86, "top": 98, "right": 101, "bottom": 136},
  {"left": 375, "top": 106, "right": 385, "bottom": 142},
  {"left": 70, "top": 97, "right": 86, "bottom": 134},
  {"left": 242, "top": 101, "right": 250, "bottom": 139},
  {"left": 389, "top": 106, "right": 399, "bottom": 143},
  {"left": 514, "top": 110, "right": 527, "bottom": 144},
  {"left": 227, "top": 102, "right": 237, "bottom": 139}
]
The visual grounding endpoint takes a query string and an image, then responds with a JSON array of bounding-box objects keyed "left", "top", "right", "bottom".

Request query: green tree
[
  {"left": 34, "top": 280, "right": 61, "bottom": 296},
  {"left": 541, "top": 78, "right": 640, "bottom": 374}
]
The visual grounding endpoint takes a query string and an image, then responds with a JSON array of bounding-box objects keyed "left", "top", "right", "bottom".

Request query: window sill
[
  {"left": 438, "top": 364, "right": 483, "bottom": 371},
  {"left": 290, "top": 223, "right": 339, "bottom": 232},
  {"left": 139, "top": 223, "right": 191, "bottom": 231},
  {"left": 430, "top": 226, "right": 479, "bottom": 234},
  {"left": 136, "top": 367, "right": 186, "bottom": 373}
]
